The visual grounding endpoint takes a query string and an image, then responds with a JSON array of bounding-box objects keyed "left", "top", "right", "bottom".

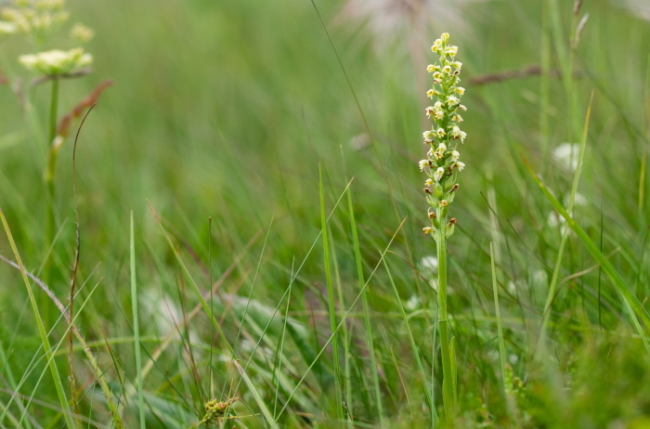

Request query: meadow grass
[{"left": 1, "top": 0, "right": 650, "bottom": 427}]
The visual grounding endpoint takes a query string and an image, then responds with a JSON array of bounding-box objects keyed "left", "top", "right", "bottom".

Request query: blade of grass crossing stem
[
  {"left": 276, "top": 219, "right": 406, "bottom": 421},
  {"left": 131, "top": 212, "right": 146, "bottom": 429},
  {"left": 522, "top": 159, "right": 650, "bottom": 352},
  {"left": 319, "top": 164, "right": 345, "bottom": 423},
  {"left": 234, "top": 361, "right": 280, "bottom": 429},
  {"left": 346, "top": 187, "right": 385, "bottom": 425},
  {"left": 539, "top": 93, "right": 593, "bottom": 348},
  {"left": 0, "top": 210, "right": 76, "bottom": 429},
  {"left": 383, "top": 259, "right": 435, "bottom": 425}
]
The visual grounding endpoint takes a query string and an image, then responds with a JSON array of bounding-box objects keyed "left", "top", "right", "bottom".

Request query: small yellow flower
[
  {"left": 451, "top": 151, "right": 460, "bottom": 162},
  {"left": 455, "top": 161, "right": 466, "bottom": 171},
  {"left": 436, "top": 128, "right": 446, "bottom": 138},
  {"left": 425, "top": 178, "right": 434, "bottom": 186},
  {"left": 446, "top": 95, "right": 460, "bottom": 106},
  {"left": 445, "top": 46, "right": 459, "bottom": 56},
  {"left": 423, "top": 226, "right": 434, "bottom": 234},
  {"left": 419, "top": 159, "right": 430, "bottom": 171},
  {"left": 426, "top": 89, "right": 435, "bottom": 99},
  {"left": 455, "top": 87, "right": 465, "bottom": 95},
  {"left": 441, "top": 33, "right": 450, "bottom": 42}
]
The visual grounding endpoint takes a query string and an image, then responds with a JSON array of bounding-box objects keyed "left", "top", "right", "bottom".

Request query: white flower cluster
[
  {"left": 419, "top": 33, "right": 467, "bottom": 239},
  {"left": 19, "top": 47, "right": 92, "bottom": 75},
  {"left": 1, "top": 0, "right": 69, "bottom": 39}
]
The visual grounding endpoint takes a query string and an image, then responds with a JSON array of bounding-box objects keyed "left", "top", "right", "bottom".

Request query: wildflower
[
  {"left": 70, "top": 22, "right": 93, "bottom": 42},
  {"left": 419, "top": 255, "right": 439, "bottom": 272},
  {"left": 405, "top": 295, "right": 421, "bottom": 311},
  {"left": 423, "top": 130, "right": 435, "bottom": 140},
  {"left": 445, "top": 46, "right": 459, "bottom": 56},
  {"left": 0, "top": 21, "right": 17, "bottom": 36},
  {"left": 455, "top": 161, "right": 466, "bottom": 171},
  {"left": 442, "top": 65, "right": 452, "bottom": 74},
  {"left": 552, "top": 142, "right": 579, "bottom": 171},
  {"left": 451, "top": 61, "right": 463, "bottom": 69},
  {"left": 425, "top": 178, "right": 434, "bottom": 186},
  {"left": 19, "top": 47, "right": 92, "bottom": 75},
  {"left": 440, "top": 200, "right": 449, "bottom": 207},
  {"left": 446, "top": 95, "right": 459, "bottom": 106},
  {"left": 423, "top": 226, "right": 434, "bottom": 234},
  {"left": 437, "top": 143, "right": 447, "bottom": 152},
  {"left": 436, "top": 128, "right": 446, "bottom": 138},
  {"left": 419, "top": 159, "right": 429, "bottom": 171},
  {"left": 455, "top": 87, "right": 465, "bottom": 95},
  {"left": 450, "top": 126, "right": 467, "bottom": 141},
  {"left": 433, "top": 167, "right": 445, "bottom": 182},
  {"left": 426, "top": 89, "right": 435, "bottom": 99},
  {"left": 451, "top": 150, "right": 460, "bottom": 161},
  {"left": 451, "top": 114, "right": 463, "bottom": 123},
  {"left": 425, "top": 106, "right": 435, "bottom": 118}
]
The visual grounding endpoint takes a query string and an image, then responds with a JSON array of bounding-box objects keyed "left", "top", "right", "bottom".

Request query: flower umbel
[{"left": 19, "top": 47, "right": 92, "bottom": 75}]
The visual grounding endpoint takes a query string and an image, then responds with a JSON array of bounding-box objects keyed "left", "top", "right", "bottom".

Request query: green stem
[
  {"left": 43, "top": 77, "right": 60, "bottom": 325},
  {"left": 436, "top": 225, "right": 455, "bottom": 422}
]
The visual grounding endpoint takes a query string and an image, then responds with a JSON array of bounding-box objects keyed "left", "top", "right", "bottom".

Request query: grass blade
[
  {"left": 131, "top": 211, "right": 146, "bottom": 429},
  {"left": 234, "top": 360, "right": 281, "bottom": 429},
  {"left": 0, "top": 209, "right": 76, "bottom": 429},
  {"left": 522, "top": 158, "right": 650, "bottom": 352}
]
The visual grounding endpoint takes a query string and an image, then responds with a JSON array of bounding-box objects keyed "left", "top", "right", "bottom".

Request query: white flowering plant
[{"left": 418, "top": 32, "right": 468, "bottom": 421}]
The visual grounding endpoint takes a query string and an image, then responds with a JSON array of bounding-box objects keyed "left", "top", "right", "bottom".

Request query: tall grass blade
[
  {"left": 0, "top": 209, "right": 76, "bottom": 429},
  {"left": 319, "top": 164, "right": 345, "bottom": 422},
  {"left": 234, "top": 360, "right": 281, "bottom": 429},
  {"left": 130, "top": 211, "right": 146, "bottom": 429}
]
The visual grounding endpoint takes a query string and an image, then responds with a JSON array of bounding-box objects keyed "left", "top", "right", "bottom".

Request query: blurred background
[{"left": 1, "top": 0, "right": 650, "bottom": 427}]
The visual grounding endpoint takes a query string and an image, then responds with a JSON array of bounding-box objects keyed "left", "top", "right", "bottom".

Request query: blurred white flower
[
  {"left": 419, "top": 255, "right": 438, "bottom": 272},
  {"left": 532, "top": 269, "right": 548, "bottom": 287},
  {"left": 404, "top": 295, "right": 421, "bottom": 311},
  {"left": 546, "top": 211, "right": 565, "bottom": 229},
  {"left": 337, "top": 0, "right": 488, "bottom": 48},
  {"left": 140, "top": 288, "right": 199, "bottom": 343},
  {"left": 564, "top": 192, "right": 588, "bottom": 207},
  {"left": 507, "top": 281, "right": 517, "bottom": 294},
  {"left": 552, "top": 143, "right": 579, "bottom": 171},
  {"left": 19, "top": 47, "right": 92, "bottom": 75},
  {"left": 69, "top": 22, "right": 93, "bottom": 42},
  {"left": 616, "top": 0, "right": 650, "bottom": 20},
  {"left": 508, "top": 354, "right": 519, "bottom": 365},
  {"left": 0, "top": 20, "right": 16, "bottom": 36}
]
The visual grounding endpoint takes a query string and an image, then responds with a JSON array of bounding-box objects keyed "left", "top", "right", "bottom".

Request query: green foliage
[{"left": 0, "top": 0, "right": 650, "bottom": 428}]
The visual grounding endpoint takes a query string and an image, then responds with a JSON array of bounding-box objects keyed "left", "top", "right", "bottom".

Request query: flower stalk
[{"left": 419, "top": 32, "right": 467, "bottom": 421}]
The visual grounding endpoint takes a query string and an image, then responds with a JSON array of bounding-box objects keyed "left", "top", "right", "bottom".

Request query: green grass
[{"left": 1, "top": 0, "right": 650, "bottom": 427}]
